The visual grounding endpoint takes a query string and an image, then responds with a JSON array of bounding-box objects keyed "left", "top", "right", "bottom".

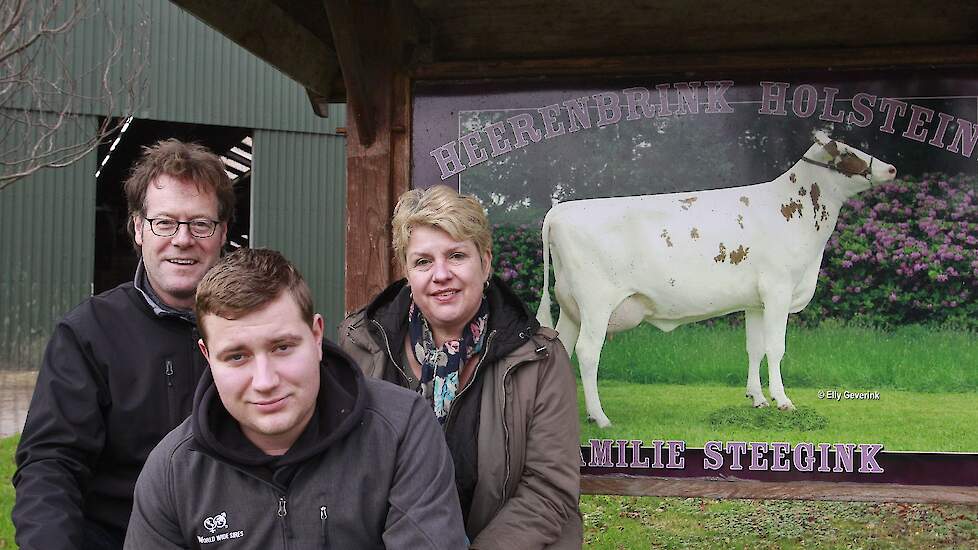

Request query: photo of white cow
[{"left": 537, "top": 134, "right": 897, "bottom": 427}]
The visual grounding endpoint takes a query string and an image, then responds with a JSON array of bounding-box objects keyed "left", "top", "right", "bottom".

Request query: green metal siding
[
  {"left": 137, "top": 0, "right": 344, "bottom": 132},
  {"left": 0, "top": 114, "right": 97, "bottom": 370},
  {"left": 250, "top": 130, "right": 346, "bottom": 338},
  {"left": 13, "top": 0, "right": 345, "bottom": 133}
]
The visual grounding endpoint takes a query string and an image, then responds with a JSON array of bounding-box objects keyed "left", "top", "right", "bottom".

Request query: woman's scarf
[{"left": 408, "top": 298, "right": 489, "bottom": 425}]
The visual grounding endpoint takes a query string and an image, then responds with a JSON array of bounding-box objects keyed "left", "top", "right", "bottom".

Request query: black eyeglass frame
[{"left": 142, "top": 217, "right": 222, "bottom": 238}]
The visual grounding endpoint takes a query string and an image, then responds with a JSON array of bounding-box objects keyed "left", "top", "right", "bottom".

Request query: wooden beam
[
  {"left": 338, "top": 2, "right": 412, "bottom": 312},
  {"left": 171, "top": 0, "right": 340, "bottom": 99},
  {"left": 412, "top": 44, "right": 978, "bottom": 81},
  {"left": 324, "top": 0, "right": 377, "bottom": 146},
  {"left": 583, "top": 475, "right": 978, "bottom": 505},
  {"left": 389, "top": 71, "right": 412, "bottom": 282}
]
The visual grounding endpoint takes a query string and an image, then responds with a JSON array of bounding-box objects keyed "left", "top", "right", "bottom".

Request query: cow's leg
[
  {"left": 760, "top": 289, "right": 795, "bottom": 411},
  {"left": 576, "top": 306, "right": 615, "bottom": 428},
  {"left": 744, "top": 308, "right": 769, "bottom": 408},
  {"left": 554, "top": 311, "right": 580, "bottom": 360}
]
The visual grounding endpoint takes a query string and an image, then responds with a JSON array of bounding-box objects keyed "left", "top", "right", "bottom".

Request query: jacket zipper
[
  {"left": 370, "top": 319, "right": 414, "bottom": 386},
  {"left": 495, "top": 351, "right": 543, "bottom": 516},
  {"left": 498, "top": 363, "right": 517, "bottom": 513},
  {"left": 164, "top": 359, "right": 178, "bottom": 428},
  {"left": 445, "top": 330, "right": 497, "bottom": 431},
  {"left": 278, "top": 496, "right": 292, "bottom": 548},
  {"left": 320, "top": 505, "right": 328, "bottom": 547}
]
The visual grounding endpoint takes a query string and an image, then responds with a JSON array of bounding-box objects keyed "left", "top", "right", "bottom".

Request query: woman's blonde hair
[{"left": 391, "top": 185, "right": 492, "bottom": 274}]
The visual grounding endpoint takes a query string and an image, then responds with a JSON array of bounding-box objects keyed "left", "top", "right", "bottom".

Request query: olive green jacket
[{"left": 339, "top": 280, "right": 582, "bottom": 550}]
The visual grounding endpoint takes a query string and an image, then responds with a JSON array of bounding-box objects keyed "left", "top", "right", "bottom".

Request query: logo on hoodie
[
  {"left": 203, "top": 511, "right": 227, "bottom": 533},
  {"left": 197, "top": 511, "right": 245, "bottom": 544}
]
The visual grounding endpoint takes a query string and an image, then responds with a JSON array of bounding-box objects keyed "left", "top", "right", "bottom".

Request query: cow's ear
[{"left": 823, "top": 140, "right": 840, "bottom": 158}]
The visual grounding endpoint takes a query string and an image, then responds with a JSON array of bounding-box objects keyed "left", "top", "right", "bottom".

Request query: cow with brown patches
[{"left": 537, "top": 132, "right": 896, "bottom": 427}]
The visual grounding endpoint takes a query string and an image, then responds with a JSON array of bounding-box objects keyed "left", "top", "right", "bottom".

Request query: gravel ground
[{"left": 0, "top": 371, "right": 36, "bottom": 437}]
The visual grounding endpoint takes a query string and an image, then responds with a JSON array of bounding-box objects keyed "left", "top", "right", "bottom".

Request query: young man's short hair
[{"left": 195, "top": 248, "right": 314, "bottom": 340}]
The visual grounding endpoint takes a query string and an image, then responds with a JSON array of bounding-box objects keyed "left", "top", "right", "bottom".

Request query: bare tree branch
[{"left": 0, "top": 0, "right": 148, "bottom": 189}]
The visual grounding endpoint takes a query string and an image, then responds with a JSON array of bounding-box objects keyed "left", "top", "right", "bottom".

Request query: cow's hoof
[
  {"left": 778, "top": 401, "right": 796, "bottom": 411},
  {"left": 588, "top": 415, "right": 612, "bottom": 428},
  {"left": 746, "top": 393, "right": 768, "bottom": 408}
]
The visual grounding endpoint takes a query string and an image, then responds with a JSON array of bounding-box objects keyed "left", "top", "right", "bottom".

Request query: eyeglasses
[{"left": 143, "top": 217, "right": 221, "bottom": 238}]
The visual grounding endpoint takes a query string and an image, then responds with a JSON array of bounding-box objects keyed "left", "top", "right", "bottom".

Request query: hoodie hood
[{"left": 192, "top": 339, "right": 366, "bottom": 467}]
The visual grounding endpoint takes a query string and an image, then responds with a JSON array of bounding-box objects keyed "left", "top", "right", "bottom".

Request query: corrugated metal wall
[
  {"left": 137, "top": 0, "right": 345, "bottom": 132},
  {"left": 0, "top": 114, "right": 97, "bottom": 370},
  {"left": 13, "top": 0, "right": 346, "bottom": 132},
  {"left": 1, "top": 0, "right": 347, "bottom": 371},
  {"left": 251, "top": 130, "right": 347, "bottom": 338}
]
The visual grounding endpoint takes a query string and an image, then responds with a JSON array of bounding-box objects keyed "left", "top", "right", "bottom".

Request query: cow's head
[{"left": 805, "top": 132, "right": 897, "bottom": 195}]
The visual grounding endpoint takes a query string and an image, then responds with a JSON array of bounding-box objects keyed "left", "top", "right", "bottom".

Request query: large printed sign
[{"left": 413, "top": 69, "right": 978, "bottom": 487}]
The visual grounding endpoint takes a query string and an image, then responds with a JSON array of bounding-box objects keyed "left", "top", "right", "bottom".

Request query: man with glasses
[{"left": 13, "top": 139, "right": 234, "bottom": 550}]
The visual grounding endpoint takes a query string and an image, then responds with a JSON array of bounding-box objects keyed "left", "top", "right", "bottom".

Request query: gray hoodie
[{"left": 125, "top": 340, "right": 467, "bottom": 549}]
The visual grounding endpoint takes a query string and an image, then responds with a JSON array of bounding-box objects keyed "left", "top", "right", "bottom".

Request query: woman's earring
[{"left": 484, "top": 279, "right": 490, "bottom": 290}]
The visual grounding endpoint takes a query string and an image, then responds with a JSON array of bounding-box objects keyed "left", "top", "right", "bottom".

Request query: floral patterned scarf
[{"left": 408, "top": 298, "right": 489, "bottom": 425}]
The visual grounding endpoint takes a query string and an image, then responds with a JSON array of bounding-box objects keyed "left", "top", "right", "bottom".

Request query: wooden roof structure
[{"left": 174, "top": 1, "right": 978, "bottom": 106}]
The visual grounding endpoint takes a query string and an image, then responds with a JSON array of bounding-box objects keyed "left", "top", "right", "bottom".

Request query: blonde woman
[{"left": 340, "top": 185, "right": 581, "bottom": 549}]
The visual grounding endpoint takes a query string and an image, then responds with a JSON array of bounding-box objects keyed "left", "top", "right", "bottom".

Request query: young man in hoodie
[{"left": 125, "top": 248, "right": 466, "bottom": 549}]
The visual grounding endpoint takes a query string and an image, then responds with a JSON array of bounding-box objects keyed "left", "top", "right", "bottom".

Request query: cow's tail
[{"left": 536, "top": 211, "right": 555, "bottom": 328}]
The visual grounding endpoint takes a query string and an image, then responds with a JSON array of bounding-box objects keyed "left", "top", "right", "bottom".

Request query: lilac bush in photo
[{"left": 806, "top": 172, "right": 978, "bottom": 329}]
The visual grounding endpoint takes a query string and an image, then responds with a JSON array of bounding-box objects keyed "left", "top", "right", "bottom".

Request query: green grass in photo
[
  {"left": 578, "top": 382, "right": 978, "bottom": 452},
  {"left": 708, "top": 405, "right": 828, "bottom": 431},
  {"left": 589, "top": 321, "right": 978, "bottom": 393},
  {"left": 571, "top": 321, "right": 978, "bottom": 451}
]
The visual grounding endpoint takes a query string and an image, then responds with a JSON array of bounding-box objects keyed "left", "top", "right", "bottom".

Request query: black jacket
[
  {"left": 13, "top": 281, "right": 207, "bottom": 549},
  {"left": 124, "top": 341, "right": 467, "bottom": 549}
]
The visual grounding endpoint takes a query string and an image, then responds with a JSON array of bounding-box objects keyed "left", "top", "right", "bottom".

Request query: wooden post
[{"left": 326, "top": 0, "right": 412, "bottom": 312}]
